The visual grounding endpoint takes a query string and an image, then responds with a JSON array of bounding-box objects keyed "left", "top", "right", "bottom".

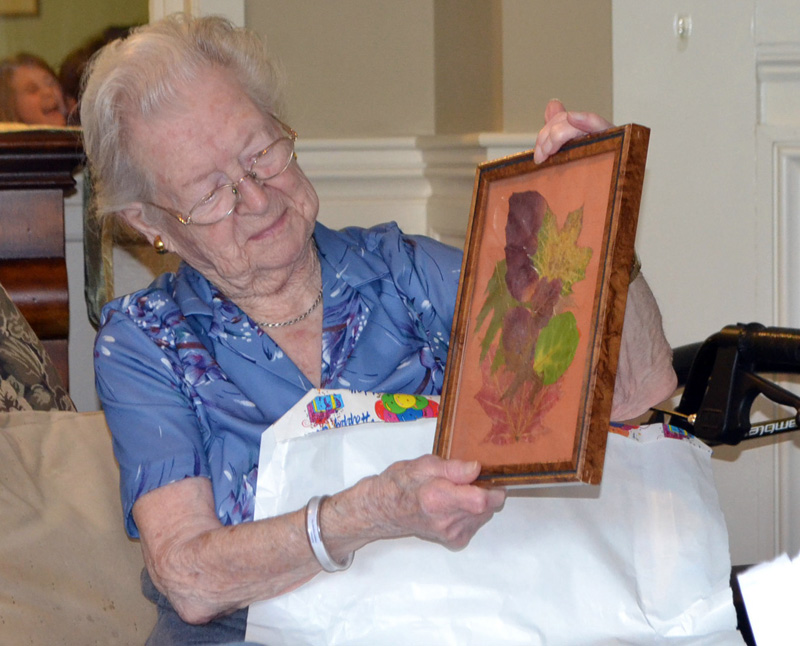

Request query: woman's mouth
[
  {"left": 41, "top": 99, "right": 62, "bottom": 115},
  {"left": 247, "top": 208, "right": 288, "bottom": 242},
  {"left": 38, "top": 104, "right": 67, "bottom": 126}
]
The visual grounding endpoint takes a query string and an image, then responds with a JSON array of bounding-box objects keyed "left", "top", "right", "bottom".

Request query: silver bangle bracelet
[{"left": 305, "top": 495, "right": 354, "bottom": 573}]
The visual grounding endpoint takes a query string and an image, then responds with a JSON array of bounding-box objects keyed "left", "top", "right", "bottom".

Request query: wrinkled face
[
  {"left": 127, "top": 68, "right": 320, "bottom": 298},
  {"left": 11, "top": 65, "right": 67, "bottom": 126}
]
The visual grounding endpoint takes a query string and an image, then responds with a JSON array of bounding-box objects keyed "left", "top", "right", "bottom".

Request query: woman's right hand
[
  {"left": 366, "top": 454, "right": 507, "bottom": 550},
  {"left": 130, "top": 453, "right": 506, "bottom": 625}
]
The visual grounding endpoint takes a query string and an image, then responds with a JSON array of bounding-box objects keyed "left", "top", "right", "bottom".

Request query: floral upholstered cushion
[{"left": 0, "top": 282, "right": 75, "bottom": 412}]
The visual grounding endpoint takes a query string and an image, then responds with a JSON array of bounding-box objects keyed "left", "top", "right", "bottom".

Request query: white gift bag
[{"left": 246, "top": 390, "right": 744, "bottom": 645}]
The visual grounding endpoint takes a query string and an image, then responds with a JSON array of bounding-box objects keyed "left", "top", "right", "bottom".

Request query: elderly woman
[
  {"left": 81, "top": 14, "right": 676, "bottom": 644},
  {"left": 0, "top": 53, "right": 67, "bottom": 126}
]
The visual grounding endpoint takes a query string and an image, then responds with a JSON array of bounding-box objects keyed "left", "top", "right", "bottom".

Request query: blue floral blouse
[{"left": 95, "top": 222, "right": 462, "bottom": 537}]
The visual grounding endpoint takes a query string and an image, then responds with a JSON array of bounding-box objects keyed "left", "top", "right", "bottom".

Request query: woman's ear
[{"left": 118, "top": 204, "right": 162, "bottom": 248}]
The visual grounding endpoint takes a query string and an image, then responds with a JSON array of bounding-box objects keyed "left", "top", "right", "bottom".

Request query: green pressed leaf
[
  {"left": 475, "top": 260, "right": 517, "bottom": 364},
  {"left": 533, "top": 312, "right": 579, "bottom": 385}
]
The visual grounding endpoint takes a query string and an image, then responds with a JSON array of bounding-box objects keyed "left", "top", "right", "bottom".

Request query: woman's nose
[{"left": 234, "top": 174, "right": 272, "bottom": 214}]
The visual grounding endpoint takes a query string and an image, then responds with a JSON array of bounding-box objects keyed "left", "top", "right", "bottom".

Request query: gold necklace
[{"left": 258, "top": 287, "right": 323, "bottom": 328}]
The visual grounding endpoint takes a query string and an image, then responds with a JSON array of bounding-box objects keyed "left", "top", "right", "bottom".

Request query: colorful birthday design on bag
[{"left": 277, "top": 390, "right": 440, "bottom": 441}]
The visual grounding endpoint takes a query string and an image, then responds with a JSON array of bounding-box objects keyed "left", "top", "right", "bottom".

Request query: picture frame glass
[
  {"left": 434, "top": 125, "right": 649, "bottom": 486},
  {"left": 449, "top": 152, "right": 616, "bottom": 467}
]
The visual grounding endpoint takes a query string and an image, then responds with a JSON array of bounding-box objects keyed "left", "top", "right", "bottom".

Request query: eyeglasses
[{"left": 144, "top": 115, "right": 298, "bottom": 226}]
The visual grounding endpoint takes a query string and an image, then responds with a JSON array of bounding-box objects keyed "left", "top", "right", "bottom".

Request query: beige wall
[
  {"left": 0, "top": 0, "right": 148, "bottom": 69},
  {"left": 433, "top": 0, "right": 503, "bottom": 133},
  {"left": 246, "top": 0, "right": 436, "bottom": 138},
  {"left": 1, "top": 0, "right": 610, "bottom": 132},
  {"left": 245, "top": 0, "right": 612, "bottom": 137},
  {"left": 502, "top": 0, "right": 612, "bottom": 131}
]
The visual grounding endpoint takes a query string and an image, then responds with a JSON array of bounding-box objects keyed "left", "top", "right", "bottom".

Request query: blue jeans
[{"left": 141, "top": 568, "right": 255, "bottom": 645}]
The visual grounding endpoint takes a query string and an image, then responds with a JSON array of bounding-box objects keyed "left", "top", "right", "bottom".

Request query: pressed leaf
[
  {"left": 533, "top": 312, "right": 579, "bottom": 385},
  {"left": 501, "top": 307, "right": 538, "bottom": 371},
  {"left": 499, "top": 306, "right": 541, "bottom": 396},
  {"left": 504, "top": 245, "right": 539, "bottom": 301},
  {"left": 528, "top": 276, "right": 562, "bottom": 325},
  {"left": 475, "top": 260, "right": 517, "bottom": 363},
  {"left": 505, "top": 190, "right": 547, "bottom": 254},
  {"left": 504, "top": 191, "right": 547, "bottom": 300},
  {"left": 533, "top": 207, "right": 593, "bottom": 295},
  {"left": 475, "top": 345, "right": 560, "bottom": 445}
]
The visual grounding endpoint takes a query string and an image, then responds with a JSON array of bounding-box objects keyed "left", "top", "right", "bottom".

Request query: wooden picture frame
[
  {"left": 433, "top": 124, "right": 650, "bottom": 487},
  {"left": 0, "top": 0, "right": 38, "bottom": 16}
]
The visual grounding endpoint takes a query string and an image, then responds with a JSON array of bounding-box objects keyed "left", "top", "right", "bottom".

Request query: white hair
[{"left": 80, "top": 13, "right": 285, "bottom": 219}]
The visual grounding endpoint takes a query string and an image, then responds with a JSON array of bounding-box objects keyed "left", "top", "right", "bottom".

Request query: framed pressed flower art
[{"left": 434, "top": 124, "right": 650, "bottom": 486}]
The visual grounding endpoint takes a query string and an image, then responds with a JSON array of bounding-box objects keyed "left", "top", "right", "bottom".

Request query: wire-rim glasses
[{"left": 144, "top": 115, "right": 298, "bottom": 226}]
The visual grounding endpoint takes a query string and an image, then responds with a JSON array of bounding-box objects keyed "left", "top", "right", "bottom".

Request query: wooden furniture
[{"left": 0, "top": 128, "right": 84, "bottom": 389}]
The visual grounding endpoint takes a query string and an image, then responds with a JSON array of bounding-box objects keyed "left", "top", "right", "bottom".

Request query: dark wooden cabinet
[{"left": 0, "top": 129, "right": 84, "bottom": 389}]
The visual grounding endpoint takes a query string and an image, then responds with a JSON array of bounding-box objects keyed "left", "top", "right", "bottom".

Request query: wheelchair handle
[
  {"left": 713, "top": 323, "right": 800, "bottom": 372},
  {"left": 672, "top": 323, "right": 800, "bottom": 445}
]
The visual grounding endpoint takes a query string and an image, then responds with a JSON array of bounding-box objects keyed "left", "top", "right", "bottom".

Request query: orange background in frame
[{"left": 448, "top": 151, "right": 617, "bottom": 468}]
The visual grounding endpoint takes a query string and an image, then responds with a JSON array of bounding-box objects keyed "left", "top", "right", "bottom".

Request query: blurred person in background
[{"left": 0, "top": 53, "right": 67, "bottom": 126}]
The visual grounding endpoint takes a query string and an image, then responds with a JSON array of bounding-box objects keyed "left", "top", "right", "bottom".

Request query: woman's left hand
[{"left": 533, "top": 99, "right": 613, "bottom": 164}]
